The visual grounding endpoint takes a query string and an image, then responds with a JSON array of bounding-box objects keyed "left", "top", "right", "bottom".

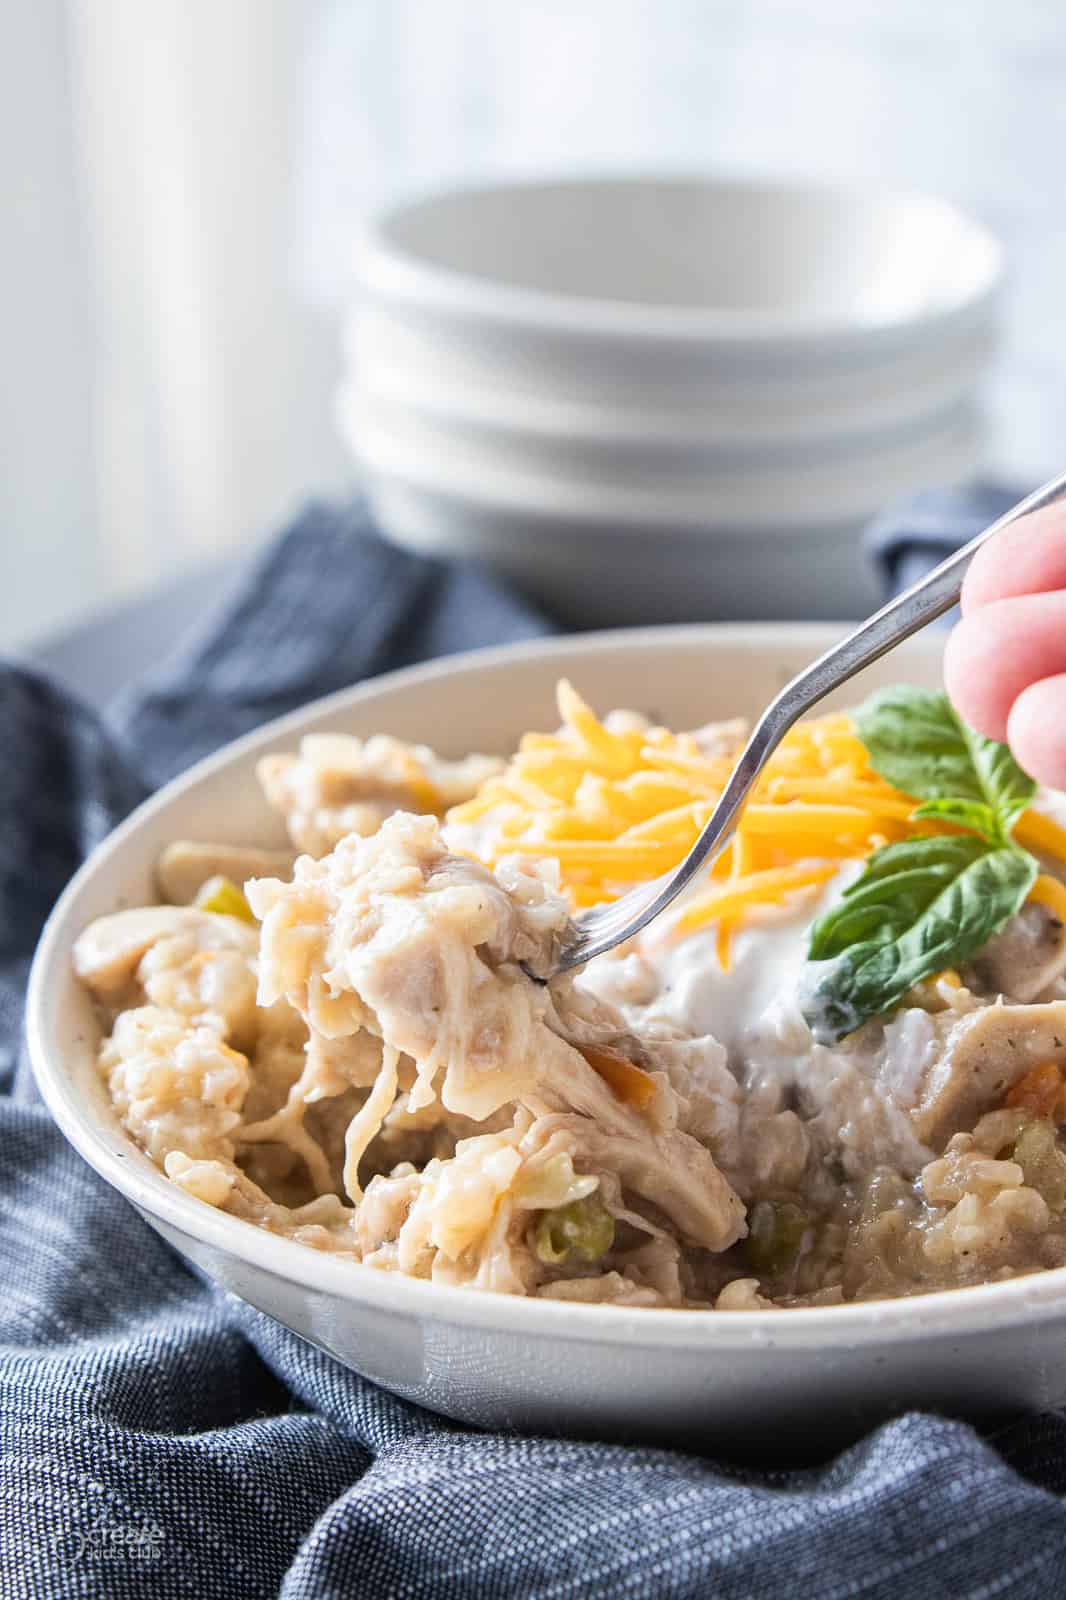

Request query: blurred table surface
[{"left": 27, "top": 557, "right": 241, "bottom": 712}]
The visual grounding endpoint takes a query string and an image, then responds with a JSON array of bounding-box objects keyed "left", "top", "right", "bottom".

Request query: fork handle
[
  {"left": 555, "top": 472, "right": 1066, "bottom": 971},
  {"left": 665, "top": 471, "right": 1066, "bottom": 910}
]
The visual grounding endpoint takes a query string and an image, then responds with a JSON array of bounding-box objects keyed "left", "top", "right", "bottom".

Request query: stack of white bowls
[{"left": 339, "top": 176, "right": 1002, "bottom": 623}]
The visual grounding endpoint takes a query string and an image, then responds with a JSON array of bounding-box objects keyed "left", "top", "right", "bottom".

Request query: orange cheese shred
[
  {"left": 1029, "top": 873, "right": 1066, "bottom": 925},
  {"left": 576, "top": 1043, "right": 658, "bottom": 1110},
  {"left": 447, "top": 681, "right": 1066, "bottom": 943},
  {"left": 1005, "top": 1062, "right": 1066, "bottom": 1121}
]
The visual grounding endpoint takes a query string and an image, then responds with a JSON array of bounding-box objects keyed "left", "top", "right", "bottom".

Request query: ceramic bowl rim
[{"left": 358, "top": 173, "right": 1004, "bottom": 355}]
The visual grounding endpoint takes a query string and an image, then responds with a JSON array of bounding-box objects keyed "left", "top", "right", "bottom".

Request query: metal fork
[{"left": 539, "top": 470, "right": 1066, "bottom": 979}]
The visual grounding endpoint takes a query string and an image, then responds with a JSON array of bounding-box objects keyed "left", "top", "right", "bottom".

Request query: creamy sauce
[
  {"left": 578, "top": 859, "right": 937, "bottom": 1184},
  {"left": 583, "top": 862, "right": 861, "bottom": 1059}
]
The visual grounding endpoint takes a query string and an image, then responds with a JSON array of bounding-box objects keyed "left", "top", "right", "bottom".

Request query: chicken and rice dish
[{"left": 74, "top": 683, "right": 1066, "bottom": 1310}]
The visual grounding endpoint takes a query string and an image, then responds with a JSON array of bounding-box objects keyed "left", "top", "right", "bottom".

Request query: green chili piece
[
  {"left": 194, "top": 875, "right": 256, "bottom": 924},
  {"left": 1013, "top": 1121, "right": 1066, "bottom": 1213},
  {"left": 743, "top": 1200, "right": 810, "bottom": 1275}
]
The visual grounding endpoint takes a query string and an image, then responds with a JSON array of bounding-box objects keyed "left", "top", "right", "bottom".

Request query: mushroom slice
[
  {"left": 156, "top": 842, "right": 296, "bottom": 905},
  {"left": 968, "top": 902, "right": 1066, "bottom": 1004},
  {"left": 73, "top": 906, "right": 257, "bottom": 999}
]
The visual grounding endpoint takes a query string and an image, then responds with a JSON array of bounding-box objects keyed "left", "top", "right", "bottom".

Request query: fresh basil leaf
[
  {"left": 910, "top": 797, "right": 1002, "bottom": 841},
  {"left": 839, "top": 832, "right": 991, "bottom": 887},
  {"left": 801, "top": 685, "right": 1040, "bottom": 1041},
  {"left": 960, "top": 726, "right": 1037, "bottom": 833},
  {"left": 855, "top": 686, "right": 1036, "bottom": 829},
  {"left": 807, "top": 835, "right": 989, "bottom": 960},
  {"left": 803, "top": 843, "right": 1037, "bottom": 1043},
  {"left": 855, "top": 686, "right": 978, "bottom": 800}
]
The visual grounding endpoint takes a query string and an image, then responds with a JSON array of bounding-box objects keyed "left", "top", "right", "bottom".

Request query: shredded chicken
[
  {"left": 258, "top": 733, "right": 504, "bottom": 855},
  {"left": 912, "top": 1001, "right": 1066, "bottom": 1146},
  {"left": 248, "top": 814, "right": 746, "bottom": 1261}
]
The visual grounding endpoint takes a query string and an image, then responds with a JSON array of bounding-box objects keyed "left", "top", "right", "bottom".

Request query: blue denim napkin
[
  {"left": 866, "top": 480, "right": 1021, "bottom": 608},
  {"left": 5, "top": 497, "right": 1066, "bottom": 1599}
]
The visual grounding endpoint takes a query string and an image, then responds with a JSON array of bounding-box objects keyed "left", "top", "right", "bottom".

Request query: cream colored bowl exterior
[
  {"left": 351, "top": 474, "right": 895, "bottom": 622},
  {"left": 348, "top": 308, "right": 998, "bottom": 445},
  {"left": 342, "top": 387, "right": 984, "bottom": 530},
  {"left": 27, "top": 626, "right": 1066, "bottom": 1451}
]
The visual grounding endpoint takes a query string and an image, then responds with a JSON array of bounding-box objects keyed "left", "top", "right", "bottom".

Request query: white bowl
[
  {"left": 356, "top": 467, "right": 888, "bottom": 621},
  {"left": 344, "top": 175, "right": 998, "bottom": 628},
  {"left": 28, "top": 626, "right": 1066, "bottom": 1451},
  {"left": 358, "top": 175, "right": 1003, "bottom": 364},
  {"left": 343, "top": 383, "right": 983, "bottom": 521},
  {"left": 349, "top": 307, "right": 999, "bottom": 445},
  {"left": 347, "top": 404, "right": 981, "bottom": 623}
]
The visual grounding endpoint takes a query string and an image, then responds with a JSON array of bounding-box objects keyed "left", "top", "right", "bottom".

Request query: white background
[{"left": 5, "top": 0, "right": 1066, "bottom": 650}]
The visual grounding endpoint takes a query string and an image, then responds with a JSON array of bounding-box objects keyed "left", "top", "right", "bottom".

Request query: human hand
[{"left": 945, "top": 501, "right": 1066, "bottom": 789}]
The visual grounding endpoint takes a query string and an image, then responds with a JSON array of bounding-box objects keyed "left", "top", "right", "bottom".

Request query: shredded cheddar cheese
[
  {"left": 401, "top": 763, "right": 442, "bottom": 816},
  {"left": 1016, "top": 811, "right": 1066, "bottom": 864},
  {"left": 447, "top": 682, "right": 1066, "bottom": 967},
  {"left": 673, "top": 864, "right": 840, "bottom": 936},
  {"left": 1029, "top": 873, "right": 1066, "bottom": 925}
]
